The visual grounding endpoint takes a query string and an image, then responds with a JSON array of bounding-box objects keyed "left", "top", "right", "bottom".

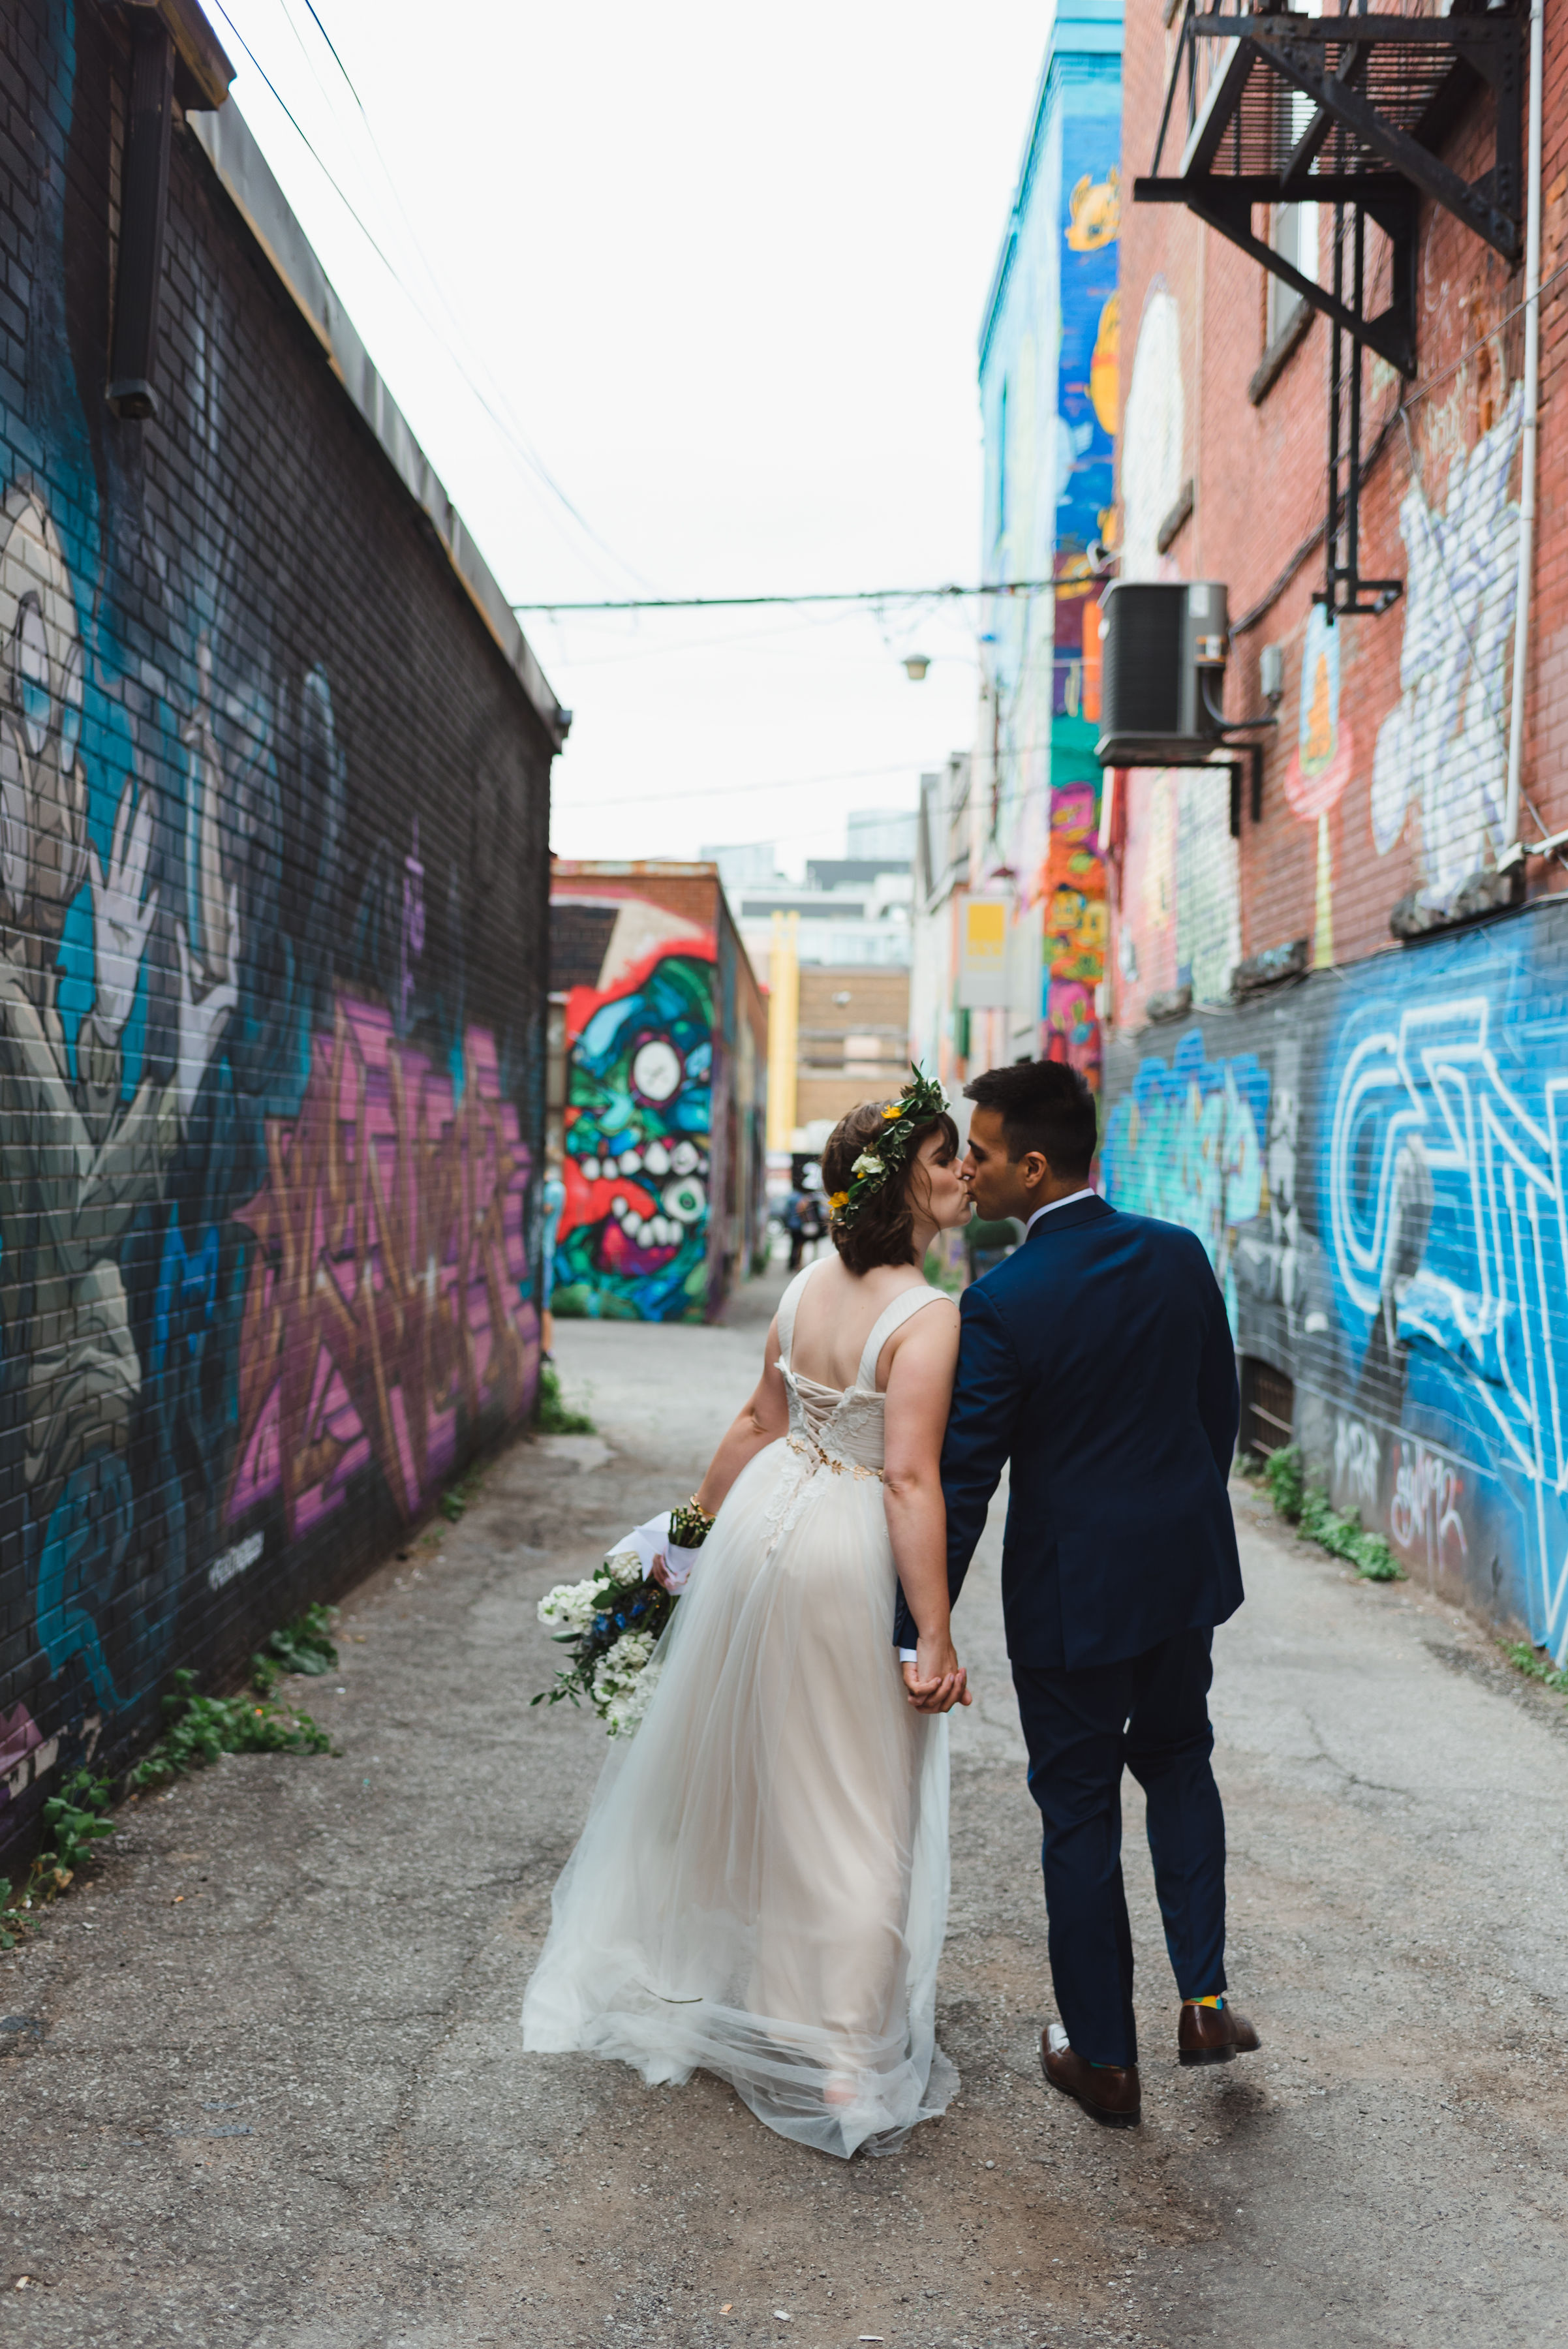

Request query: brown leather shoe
[
  {"left": 1178, "top": 1999, "right": 1261, "bottom": 2066},
  {"left": 1040, "top": 2026, "right": 1141, "bottom": 2127}
]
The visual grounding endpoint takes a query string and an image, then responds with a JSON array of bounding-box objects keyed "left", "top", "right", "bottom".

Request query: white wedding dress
[{"left": 521, "top": 1263, "right": 956, "bottom": 2158}]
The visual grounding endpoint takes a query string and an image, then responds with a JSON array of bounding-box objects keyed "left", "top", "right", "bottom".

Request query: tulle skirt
[{"left": 520, "top": 1436, "right": 955, "bottom": 2158}]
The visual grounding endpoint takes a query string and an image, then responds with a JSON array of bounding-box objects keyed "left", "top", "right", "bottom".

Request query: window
[
  {"left": 1267, "top": 201, "right": 1319, "bottom": 348},
  {"left": 1240, "top": 1357, "right": 1295, "bottom": 1463},
  {"left": 1265, "top": 0, "right": 1320, "bottom": 350}
]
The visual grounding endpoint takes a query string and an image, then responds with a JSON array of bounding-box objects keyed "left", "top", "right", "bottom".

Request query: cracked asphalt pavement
[{"left": 3, "top": 1264, "right": 1567, "bottom": 2346}]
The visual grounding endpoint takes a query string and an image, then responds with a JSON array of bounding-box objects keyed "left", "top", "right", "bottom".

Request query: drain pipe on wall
[{"left": 1503, "top": 0, "right": 1545, "bottom": 863}]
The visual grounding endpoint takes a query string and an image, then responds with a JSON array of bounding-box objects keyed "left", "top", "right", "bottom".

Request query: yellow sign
[
  {"left": 966, "top": 900, "right": 1006, "bottom": 961},
  {"left": 957, "top": 895, "right": 1011, "bottom": 1009}
]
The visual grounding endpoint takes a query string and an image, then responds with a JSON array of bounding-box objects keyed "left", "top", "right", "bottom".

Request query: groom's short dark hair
[{"left": 964, "top": 1059, "right": 1097, "bottom": 1178}]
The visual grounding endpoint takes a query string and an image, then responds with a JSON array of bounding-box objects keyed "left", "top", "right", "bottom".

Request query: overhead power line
[{"left": 513, "top": 579, "right": 1057, "bottom": 613}]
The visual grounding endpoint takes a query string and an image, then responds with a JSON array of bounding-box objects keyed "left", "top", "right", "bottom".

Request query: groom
[{"left": 896, "top": 1058, "right": 1255, "bottom": 2126}]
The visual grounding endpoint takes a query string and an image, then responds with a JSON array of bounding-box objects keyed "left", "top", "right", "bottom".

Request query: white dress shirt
[
  {"left": 899, "top": 1186, "right": 1099, "bottom": 1665},
  {"left": 1022, "top": 1185, "right": 1097, "bottom": 1236}
]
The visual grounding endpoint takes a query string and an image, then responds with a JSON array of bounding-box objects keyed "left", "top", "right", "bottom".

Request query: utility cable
[{"left": 515, "top": 581, "right": 1057, "bottom": 614}]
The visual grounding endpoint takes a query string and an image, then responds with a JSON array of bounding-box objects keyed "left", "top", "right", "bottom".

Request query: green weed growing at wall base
[
  {"left": 127, "top": 1672, "right": 333, "bottom": 1790},
  {"left": 536, "top": 1364, "right": 596, "bottom": 1436},
  {"left": 1263, "top": 1445, "right": 1406, "bottom": 1582},
  {"left": 251, "top": 1604, "right": 339, "bottom": 1695},
  {"left": 1503, "top": 1641, "right": 1568, "bottom": 1695}
]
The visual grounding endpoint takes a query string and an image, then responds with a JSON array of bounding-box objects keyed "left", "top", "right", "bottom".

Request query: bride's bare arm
[
  {"left": 692, "top": 1319, "right": 791, "bottom": 1517},
  {"left": 882, "top": 1304, "right": 972, "bottom": 1713}
]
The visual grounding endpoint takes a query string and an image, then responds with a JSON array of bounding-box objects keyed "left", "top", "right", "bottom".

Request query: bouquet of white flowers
[{"left": 530, "top": 1543, "right": 676, "bottom": 1736}]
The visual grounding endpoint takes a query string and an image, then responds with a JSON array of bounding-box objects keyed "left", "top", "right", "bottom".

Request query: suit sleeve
[
  {"left": 893, "top": 1282, "right": 1024, "bottom": 1648},
  {"left": 1193, "top": 1245, "right": 1240, "bottom": 1478}
]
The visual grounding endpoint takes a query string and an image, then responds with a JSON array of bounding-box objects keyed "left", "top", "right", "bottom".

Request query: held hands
[{"left": 902, "top": 1633, "right": 972, "bottom": 1714}]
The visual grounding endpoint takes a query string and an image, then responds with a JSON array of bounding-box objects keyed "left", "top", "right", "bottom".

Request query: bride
[{"left": 521, "top": 1073, "right": 974, "bottom": 2158}]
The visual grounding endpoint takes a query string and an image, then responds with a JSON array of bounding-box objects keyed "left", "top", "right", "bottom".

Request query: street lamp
[{"left": 903, "top": 654, "right": 930, "bottom": 681}]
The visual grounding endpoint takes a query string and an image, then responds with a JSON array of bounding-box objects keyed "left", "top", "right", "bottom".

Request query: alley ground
[{"left": 4, "top": 1265, "right": 1568, "bottom": 2349}]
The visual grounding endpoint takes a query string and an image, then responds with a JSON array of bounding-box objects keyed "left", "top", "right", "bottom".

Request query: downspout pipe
[{"left": 1503, "top": 0, "right": 1545, "bottom": 859}]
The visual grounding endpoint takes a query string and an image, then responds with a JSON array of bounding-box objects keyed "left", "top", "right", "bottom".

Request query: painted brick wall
[
  {"left": 0, "top": 1, "right": 555, "bottom": 1855},
  {"left": 548, "top": 866, "right": 767, "bottom": 1321},
  {"left": 1103, "top": 897, "right": 1568, "bottom": 1664},
  {"left": 1116, "top": 0, "right": 1568, "bottom": 976},
  {"left": 1106, "top": 4, "right": 1568, "bottom": 1666}
]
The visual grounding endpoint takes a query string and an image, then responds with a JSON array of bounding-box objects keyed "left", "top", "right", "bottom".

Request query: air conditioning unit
[{"left": 1095, "top": 580, "right": 1229, "bottom": 766}]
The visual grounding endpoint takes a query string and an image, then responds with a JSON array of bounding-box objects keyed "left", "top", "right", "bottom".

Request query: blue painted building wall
[
  {"left": 977, "top": 0, "right": 1121, "bottom": 1082},
  {"left": 1104, "top": 901, "right": 1568, "bottom": 1665}
]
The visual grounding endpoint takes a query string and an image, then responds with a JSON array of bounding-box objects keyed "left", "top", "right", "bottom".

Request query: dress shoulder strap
[
  {"left": 775, "top": 1259, "right": 827, "bottom": 1370},
  {"left": 855, "top": 1284, "right": 950, "bottom": 1392}
]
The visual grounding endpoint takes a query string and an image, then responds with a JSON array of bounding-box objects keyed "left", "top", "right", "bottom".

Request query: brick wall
[
  {"left": 1103, "top": 897, "right": 1568, "bottom": 1658},
  {"left": 1115, "top": 0, "right": 1568, "bottom": 979},
  {"left": 0, "top": 1, "right": 555, "bottom": 1854},
  {"left": 1105, "top": 3, "right": 1568, "bottom": 1666},
  {"left": 548, "top": 865, "right": 767, "bottom": 1319}
]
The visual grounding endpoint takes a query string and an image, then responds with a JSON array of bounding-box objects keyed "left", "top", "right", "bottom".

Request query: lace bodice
[{"left": 776, "top": 1263, "right": 947, "bottom": 1476}]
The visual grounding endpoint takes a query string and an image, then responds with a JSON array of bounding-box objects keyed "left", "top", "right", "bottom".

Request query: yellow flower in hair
[
  {"left": 882, "top": 1103, "right": 901, "bottom": 1119},
  {"left": 828, "top": 1190, "right": 849, "bottom": 1210}
]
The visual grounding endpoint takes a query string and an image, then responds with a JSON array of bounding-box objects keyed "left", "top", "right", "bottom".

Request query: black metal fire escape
[{"left": 1135, "top": 1, "right": 1526, "bottom": 617}]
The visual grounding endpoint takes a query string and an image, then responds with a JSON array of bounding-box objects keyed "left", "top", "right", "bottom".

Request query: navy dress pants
[{"left": 1011, "top": 1627, "right": 1227, "bottom": 2068}]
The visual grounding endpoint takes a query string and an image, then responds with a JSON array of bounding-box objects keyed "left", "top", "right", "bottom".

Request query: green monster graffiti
[{"left": 554, "top": 942, "right": 716, "bottom": 1323}]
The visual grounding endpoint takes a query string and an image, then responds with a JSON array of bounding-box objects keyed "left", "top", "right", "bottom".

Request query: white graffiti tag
[
  {"left": 1333, "top": 1415, "right": 1381, "bottom": 1511},
  {"left": 1370, "top": 386, "right": 1524, "bottom": 908},
  {"left": 1389, "top": 1441, "right": 1469, "bottom": 1580},
  {"left": 1328, "top": 995, "right": 1568, "bottom": 1657}
]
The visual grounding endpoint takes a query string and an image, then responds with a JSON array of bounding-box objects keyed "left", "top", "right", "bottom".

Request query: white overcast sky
[{"left": 207, "top": 1, "right": 1053, "bottom": 875}]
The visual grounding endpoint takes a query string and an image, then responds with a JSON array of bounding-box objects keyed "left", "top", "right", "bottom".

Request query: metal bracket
[
  {"left": 1202, "top": 678, "right": 1274, "bottom": 835},
  {"left": 1223, "top": 747, "right": 1266, "bottom": 837}
]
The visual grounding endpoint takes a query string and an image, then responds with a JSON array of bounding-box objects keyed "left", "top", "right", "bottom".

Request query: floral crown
[{"left": 827, "top": 1067, "right": 950, "bottom": 1229}]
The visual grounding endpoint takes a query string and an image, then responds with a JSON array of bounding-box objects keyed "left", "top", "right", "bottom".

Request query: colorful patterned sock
[{"left": 1183, "top": 1994, "right": 1225, "bottom": 2010}]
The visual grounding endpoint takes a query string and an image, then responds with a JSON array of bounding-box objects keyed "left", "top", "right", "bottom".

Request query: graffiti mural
[
  {"left": 977, "top": 40, "right": 1117, "bottom": 1073},
  {"left": 1101, "top": 1027, "right": 1268, "bottom": 1326},
  {"left": 555, "top": 934, "right": 717, "bottom": 1324},
  {"left": 1042, "top": 780, "right": 1109, "bottom": 1084},
  {"left": 2, "top": 489, "right": 239, "bottom": 1712},
  {"left": 1370, "top": 384, "right": 1525, "bottom": 909},
  {"left": 1284, "top": 602, "right": 1357, "bottom": 969},
  {"left": 1105, "top": 902, "right": 1568, "bottom": 1664},
  {"left": 0, "top": 0, "right": 550, "bottom": 1858},
  {"left": 1326, "top": 947, "right": 1568, "bottom": 1658},
  {"left": 1043, "top": 123, "right": 1119, "bottom": 1082},
  {"left": 227, "top": 1002, "right": 536, "bottom": 1539}
]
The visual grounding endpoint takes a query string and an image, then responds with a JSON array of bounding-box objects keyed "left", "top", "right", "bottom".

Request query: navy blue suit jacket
[{"left": 895, "top": 1197, "right": 1242, "bottom": 1670}]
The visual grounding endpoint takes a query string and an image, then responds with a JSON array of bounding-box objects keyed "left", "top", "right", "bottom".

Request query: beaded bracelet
[{"left": 668, "top": 1496, "right": 715, "bottom": 1550}]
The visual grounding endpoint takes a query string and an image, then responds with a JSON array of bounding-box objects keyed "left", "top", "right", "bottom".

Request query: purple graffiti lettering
[{"left": 227, "top": 996, "right": 538, "bottom": 1537}]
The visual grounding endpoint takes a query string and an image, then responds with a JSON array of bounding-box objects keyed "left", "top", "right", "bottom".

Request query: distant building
[
  {"left": 912, "top": 1, "right": 1122, "bottom": 1092},
  {"left": 701, "top": 840, "right": 784, "bottom": 891},
  {"left": 716, "top": 814, "right": 915, "bottom": 1156},
  {"left": 795, "top": 966, "right": 912, "bottom": 1144},
  {"left": 846, "top": 809, "right": 918, "bottom": 863},
  {"left": 548, "top": 862, "right": 767, "bottom": 1322}
]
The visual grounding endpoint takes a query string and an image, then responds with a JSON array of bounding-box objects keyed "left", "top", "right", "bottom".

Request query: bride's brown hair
[{"left": 820, "top": 1099, "right": 961, "bottom": 1277}]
